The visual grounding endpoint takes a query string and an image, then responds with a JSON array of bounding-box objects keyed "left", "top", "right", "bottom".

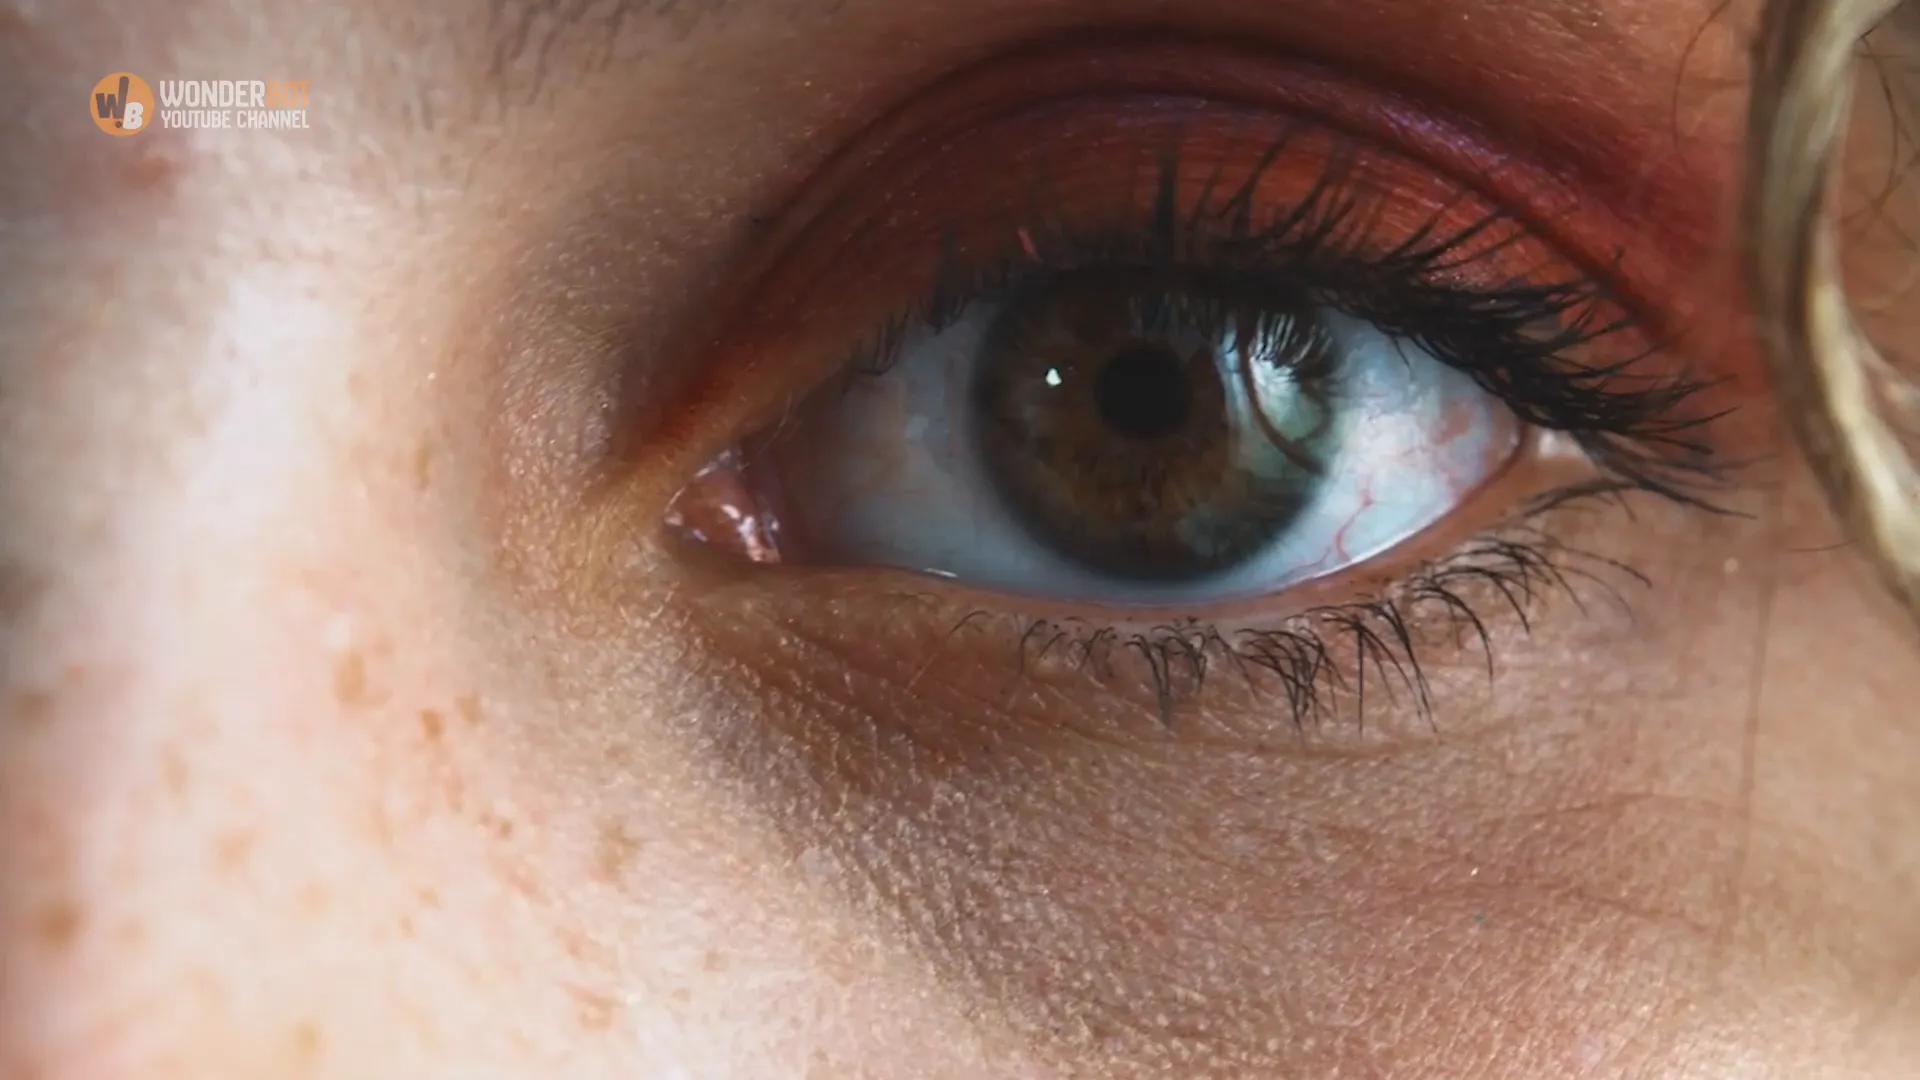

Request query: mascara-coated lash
[{"left": 834, "top": 132, "right": 1732, "bottom": 511}]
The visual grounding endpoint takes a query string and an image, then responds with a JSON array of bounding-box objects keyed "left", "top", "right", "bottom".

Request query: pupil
[
  {"left": 1093, "top": 344, "right": 1190, "bottom": 440},
  {"left": 969, "top": 276, "right": 1341, "bottom": 586}
]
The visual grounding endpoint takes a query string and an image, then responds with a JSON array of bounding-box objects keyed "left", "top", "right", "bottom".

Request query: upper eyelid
[
  {"left": 716, "top": 103, "right": 1679, "bottom": 397},
  {"left": 711, "top": 37, "right": 1730, "bottom": 350},
  {"left": 604, "top": 30, "right": 1766, "bottom": 499}
]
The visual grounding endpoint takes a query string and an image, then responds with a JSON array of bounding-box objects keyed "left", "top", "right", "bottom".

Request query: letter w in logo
[{"left": 95, "top": 75, "right": 130, "bottom": 127}]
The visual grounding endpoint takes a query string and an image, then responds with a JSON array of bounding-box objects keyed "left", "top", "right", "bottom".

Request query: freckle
[
  {"left": 418, "top": 887, "right": 440, "bottom": 909},
  {"left": 455, "top": 693, "right": 483, "bottom": 726},
  {"left": 419, "top": 708, "right": 444, "bottom": 742},
  {"left": 670, "top": 987, "right": 691, "bottom": 1005},
  {"left": 10, "top": 689, "right": 55, "bottom": 730},
  {"left": 397, "top": 913, "right": 416, "bottom": 938},
  {"left": 214, "top": 830, "right": 254, "bottom": 873},
  {"left": 569, "top": 986, "right": 617, "bottom": 1032},
  {"left": 367, "top": 800, "right": 397, "bottom": 850},
  {"left": 33, "top": 897, "right": 84, "bottom": 951},
  {"left": 412, "top": 442, "right": 435, "bottom": 491},
  {"left": 500, "top": 861, "right": 544, "bottom": 900},
  {"left": 405, "top": 1000, "right": 445, "bottom": 1049},
  {"left": 120, "top": 141, "right": 180, "bottom": 195},
  {"left": 594, "top": 820, "right": 640, "bottom": 882},
  {"left": 297, "top": 882, "right": 329, "bottom": 916},
  {"left": 702, "top": 949, "right": 727, "bottom": 973},
  {"left": 0, "top": 561, "right": 46, "bottom": 620},
  {"left": 160, "top": 747, "right": 190, "bottom": 798},
  {"left": 333, "top": 651, "right": 368, "bottom": 705},
  {"left": 290, "top": 1021, "right": 322, "bottom": 1064},
  {"left": 557, "top": 926, "right": 592, "bottom": 960}
]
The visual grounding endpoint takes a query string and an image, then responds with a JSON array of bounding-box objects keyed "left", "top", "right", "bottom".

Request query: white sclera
[{"left": 766, "top": 303, "right": 1519, "bottom": 605}]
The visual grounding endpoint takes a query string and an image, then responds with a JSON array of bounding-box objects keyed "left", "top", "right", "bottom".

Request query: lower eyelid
[{"left": 664, "top": 459, "right": 1671, "bottom": 751}]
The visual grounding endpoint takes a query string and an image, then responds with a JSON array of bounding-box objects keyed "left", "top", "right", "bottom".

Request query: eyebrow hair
[{"left": 485, "top": 0, "right": 732, "bottom": 87}]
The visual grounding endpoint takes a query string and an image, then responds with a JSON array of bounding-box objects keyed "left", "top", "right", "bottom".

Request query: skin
[{"left": 3, "top": 0, "right": 1919, "bottom": 1077}]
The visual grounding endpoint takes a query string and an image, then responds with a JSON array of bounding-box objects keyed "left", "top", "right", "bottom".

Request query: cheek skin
[
  {"left": 665, "top": 456, "right": 1920, "bottom": 1078},
  {"left": 0, "top": 107, "right": 1046, "bottom": 1080}
]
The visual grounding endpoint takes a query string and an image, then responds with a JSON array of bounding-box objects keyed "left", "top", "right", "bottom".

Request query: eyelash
[
  {"left": 727, "top": 132, "right": 1738, "bottom": 729},
  {"left": 919, "top": 484, "right": 1651, "bottom": 729},
  {"left": 840, "top": 137, "right": 1729, "bottom": 506}
]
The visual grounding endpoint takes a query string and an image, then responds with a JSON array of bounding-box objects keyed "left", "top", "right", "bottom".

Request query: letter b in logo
[{"left": 91, "top": 73, "right": 155, "bottom": 137}]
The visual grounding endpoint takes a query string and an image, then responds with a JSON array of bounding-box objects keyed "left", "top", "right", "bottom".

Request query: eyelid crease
[
  {"left": 718, "top": 35, "right": 1731, "bottom": 340},
  {"left": 627, "top": 40, "right": 1766, "bottom": 506}
]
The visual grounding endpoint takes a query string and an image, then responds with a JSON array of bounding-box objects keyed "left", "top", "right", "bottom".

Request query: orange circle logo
[{"left": 91, "top": 73, "right": 154, "bottom": 136}]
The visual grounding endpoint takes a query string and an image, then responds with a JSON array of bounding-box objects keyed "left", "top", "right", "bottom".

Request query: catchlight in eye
[{"left": 696, "top": 260, "right": 1519, "bottom": 606}]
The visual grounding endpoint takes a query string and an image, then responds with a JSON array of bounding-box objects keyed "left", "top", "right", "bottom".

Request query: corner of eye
[{"left": 652, "top": 519, "right": 772, "bottom": 589}]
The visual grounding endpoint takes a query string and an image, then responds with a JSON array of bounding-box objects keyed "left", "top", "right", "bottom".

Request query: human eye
[{"left": 653, "top": 37, "right": 1744, "bottom": 735}]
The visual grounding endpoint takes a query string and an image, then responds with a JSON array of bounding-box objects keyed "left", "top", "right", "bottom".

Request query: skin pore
[{"left": 3, "top": 0, "right": 1920, "bottom": 1076}]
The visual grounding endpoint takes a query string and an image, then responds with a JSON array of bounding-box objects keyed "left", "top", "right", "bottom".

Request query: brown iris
[{"left": 970, "top": 271, "right": 1345, "bottom": 582}]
